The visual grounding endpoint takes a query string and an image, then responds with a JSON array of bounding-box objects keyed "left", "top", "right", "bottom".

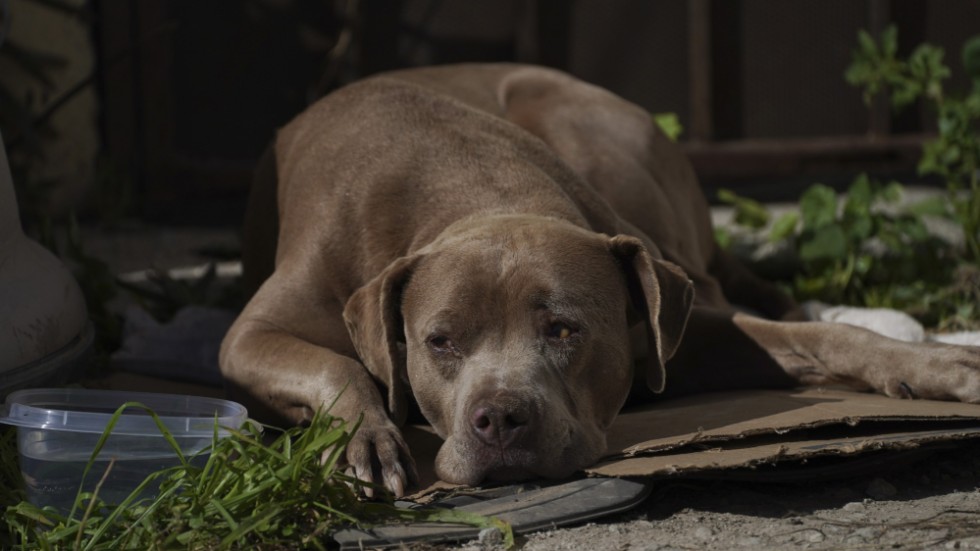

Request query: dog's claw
[
  {"left": 898, "top": 382, "right": 917, "bottom": 400},
  {"left": 388, "top": 470, "right": 406, "bottom": 497},
  {"left": 344, "top": 420, "right": 417, "bottom": 498}
]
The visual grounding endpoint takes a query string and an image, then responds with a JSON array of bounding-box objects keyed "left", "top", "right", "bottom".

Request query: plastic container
[{"left": 0, "top": 388, "right": 248, "bottom": 513}]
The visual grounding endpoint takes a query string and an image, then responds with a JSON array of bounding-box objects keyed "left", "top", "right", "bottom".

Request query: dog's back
[{"left": 245, "top": 63, "right": 746, "bottom": 310}]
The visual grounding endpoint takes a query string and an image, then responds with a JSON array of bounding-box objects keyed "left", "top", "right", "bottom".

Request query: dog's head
[{"left": 343, "top": 216, "right": 693, "bottom": 485}]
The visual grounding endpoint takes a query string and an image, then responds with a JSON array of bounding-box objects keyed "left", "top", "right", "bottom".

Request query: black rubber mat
[{"left": 333, "top": 477, "right": 652, "bottom": 549}]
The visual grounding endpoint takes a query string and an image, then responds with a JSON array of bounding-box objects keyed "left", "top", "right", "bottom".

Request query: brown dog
[{"left": 220, "top": 64, "right": 980, "bottom": 496}]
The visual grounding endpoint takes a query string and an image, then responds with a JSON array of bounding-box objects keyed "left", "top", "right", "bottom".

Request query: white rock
[
  {"left": 929, "top": 332, "right": 980, "bottom": 347},
  {"left": 816, "top": 304, "right": 926, "bottom": 342}
]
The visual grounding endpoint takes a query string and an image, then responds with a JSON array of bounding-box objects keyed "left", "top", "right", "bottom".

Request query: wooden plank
[
  {"left": 688, "top": 0, "right": 712, "bottom": 141},
  {"left": 96, "top": 0, "right": 138, "bottom": 191},
  {"left": 536, "top": 0, "right": 572, "bottom": 69},
  {"left": 360, "top": 0, "right": 403, "bottom": 75},
  {"left": 709, "top": 0, "right": 743, "bottom": 140},
  {"left": 683, "top": 134, "right": 926, "bottom": 188}
]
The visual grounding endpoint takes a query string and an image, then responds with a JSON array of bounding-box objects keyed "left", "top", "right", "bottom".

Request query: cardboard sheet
[
  {"left": 604, "top": 387, "right": 980, "bottom": 455},
  {"left": 403, "top": 387, "right": 980, "bottom": 493}
]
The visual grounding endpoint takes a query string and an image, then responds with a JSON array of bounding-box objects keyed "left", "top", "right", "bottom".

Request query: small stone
[
  {"left": 633, "top": 520, "right": 654, "bottom": 529},
  {"left": 806, "top": 530, "right": 826, "bottom": 543},
  {"left": 694, "top": 526, "right": 714, "bottom": 540},
  {"left": 853, "top": 527, "right": 879, "bottom": 540},
  {"left": 478, "top": 527, "right": 502, "bottom": 546},
  {"left": 945, "top": 541, "right": 961, "bottom": 550},
  {"left": 843, "top": 501, "right": 865, "bottom": 513},
  {"left": 866, "top": 477, "right": 898, "bottom": 500}
]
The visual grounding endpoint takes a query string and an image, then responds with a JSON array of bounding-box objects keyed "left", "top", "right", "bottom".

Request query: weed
[
  {"left": 719, "top": 175, "right": 978, "bottom": 330},
  {"left": 846, "top": 25, "right": 980, "bottom": 261},
  {"left": 2, "top": 404, "right": 512, "bottom": 550}
]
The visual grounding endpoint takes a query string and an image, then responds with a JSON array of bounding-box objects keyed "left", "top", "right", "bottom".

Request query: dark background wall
[{"left": 5, "top": 0, "right": 978, "bottom": 224}]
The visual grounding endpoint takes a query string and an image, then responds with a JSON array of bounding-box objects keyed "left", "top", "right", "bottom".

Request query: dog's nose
[{"left": 470, "top": 402, "right": 531, "bottom": 447}]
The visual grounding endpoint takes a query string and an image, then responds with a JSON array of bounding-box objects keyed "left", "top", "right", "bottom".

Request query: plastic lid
[{"left": 0, "top": 388, "right": 248, "bottom": 437}]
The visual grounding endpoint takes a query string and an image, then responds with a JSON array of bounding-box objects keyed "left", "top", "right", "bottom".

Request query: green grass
[{"left": 1, "top": 403, "right": 512, "bottom": 550}]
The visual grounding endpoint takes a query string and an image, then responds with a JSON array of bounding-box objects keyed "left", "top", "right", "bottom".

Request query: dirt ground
[{"left": 442, "top": 441, "right": 980, "bottom": 551}]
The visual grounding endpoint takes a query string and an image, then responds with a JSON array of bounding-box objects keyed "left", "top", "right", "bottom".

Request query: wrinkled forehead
[{"left": 403, "top": 225, "right": 627, "bottom": 322}]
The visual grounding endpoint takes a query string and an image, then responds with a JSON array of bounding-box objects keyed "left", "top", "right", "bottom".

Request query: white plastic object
[
  {"left": 0, "top": 388, "right": 248, "bottom": 511},
  {"left": 0, "top": 130, "right": 90, "bottom": 395}
]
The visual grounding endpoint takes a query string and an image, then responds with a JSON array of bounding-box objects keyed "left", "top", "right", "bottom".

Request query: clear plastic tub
[{"left": 0, "top": 388, "right": 248, "bottom": 513}]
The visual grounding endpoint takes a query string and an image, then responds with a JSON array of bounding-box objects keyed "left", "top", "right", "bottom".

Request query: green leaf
[
  {"left": 881, "top": 25, "right": 899, "bottom": 58},
  {"left": 714, "top": 228, "right": 733, "bottom": 249},
  {"left": 799, "top": 184, "right": 838, "bottom": 230},
  {"left": 918, "top": 139, "right": 945, "bottom": 176},
  {"left": 844, "top": 174, "right": 873, "bottom": 217},
  {"left": 962, "top": 35, "right": 980, "bottom": 82},
  {"left": 847, "top": 215, "right": 874, "bottom": 242},
  {"left": 857, "top": 29, "right": 878, "bottom": 57},
  {"left": 854, "top": 254, "right": 874, "bottom": 275},
  {"left": 769, "top": 212, "right": 799, "bottom": 242},
  {"left": 794, "top": 273, "right": 836, "bottom": 299},
  {"left": 799, "top": 225, "right": 848, "bottom": 262},
  {"left": 652, "top": 112, "right": 683, "bottom": 142},
  {"left": 891, "top": 79, "right": 923, "bottom": 110},
  {"left": 896, "top": 216, "right": 930, "bottom": 241},
  {"left": 942, "top": 144, "right": 963, "bottom": 164},
  {"left": 881, "top": 181, "right": 904, "bottom": 203},
  {"left": 717, "top": 188, "right": 770, "bottom": 229},
  {"left": 905, "top": 195, "right": 951, "bottom": 218}
]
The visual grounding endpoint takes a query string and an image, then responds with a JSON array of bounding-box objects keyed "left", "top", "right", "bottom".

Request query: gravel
[{"left": 438, "top": 441, "right": 980, "bottom": 551}]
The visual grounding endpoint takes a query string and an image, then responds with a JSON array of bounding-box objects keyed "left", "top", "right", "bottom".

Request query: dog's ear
[
  {"left": 608, "top": 235, "right": 694, "bottom": 393},
  {"left": 343, "top": 255, "right": 420, "bottom": 425}
]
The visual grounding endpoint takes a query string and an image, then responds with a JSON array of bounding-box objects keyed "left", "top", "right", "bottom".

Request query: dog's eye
[
  {"left": 428, "top": 335, "right": 454, "bottom": 353},
  {"left": 545, "top": 322, "right": 576, "bottom": 340}
]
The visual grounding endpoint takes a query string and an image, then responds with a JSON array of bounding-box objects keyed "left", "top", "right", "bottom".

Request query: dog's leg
[
  {"left": 663, "top": 307, "right": 980, "bottom": 403},
  {"left": 707, "top": 246, "right": 801, "bottom": 320},
  {"left": 220, "top": 305, "right": 418, "bottom": 497}
]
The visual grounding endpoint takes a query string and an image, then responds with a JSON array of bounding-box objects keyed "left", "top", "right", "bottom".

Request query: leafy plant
[
  {"left": 845, "top": 25, "right": 980, "bottom": 261},
  {"left": 720, "top": 175, "right": 978, "bottom": 331},
  {"left": 785, "top": 177, "right": 951, "bottom": 304},
  {"left": 2, "top": 404, "right": 513, "bottom": 550}
]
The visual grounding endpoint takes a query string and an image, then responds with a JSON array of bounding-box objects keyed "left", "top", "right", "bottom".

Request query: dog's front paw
[
  {"left": 880, "top": 343, "right": 980, "bottom": 404},
  {"left": 342, "top": 417, "right": 418, "bottom": 498}
]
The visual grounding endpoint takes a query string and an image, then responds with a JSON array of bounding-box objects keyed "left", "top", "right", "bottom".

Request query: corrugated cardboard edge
[
  {"left": 588, "top": 425, "right": 980, "bottom": 477},
  {"left": 604, "top": 387, "right": 980, "bottom": 456},
  {"left": 405, "top": 387, "right": 980, "bottom": 498}
]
